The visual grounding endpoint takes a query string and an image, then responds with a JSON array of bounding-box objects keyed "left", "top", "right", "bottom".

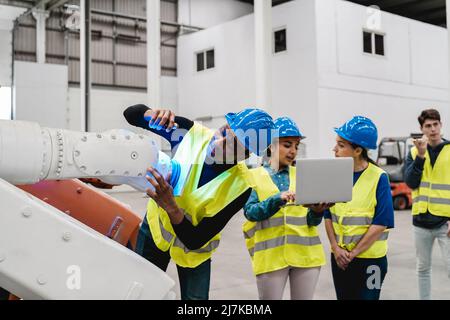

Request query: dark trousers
[
  {"left": 135, "top": 215, "right": 211, "bottom": 300},
  {"left": 331, "top": 253, "right": 388, "bottom": 300},
  {"left": 0, "top": 287, "right": 10, "bottom": 300}
]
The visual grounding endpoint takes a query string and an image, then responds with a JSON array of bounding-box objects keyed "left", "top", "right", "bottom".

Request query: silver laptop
[{"left": 294, "top": 158, "right": 354, "bottom": 205}]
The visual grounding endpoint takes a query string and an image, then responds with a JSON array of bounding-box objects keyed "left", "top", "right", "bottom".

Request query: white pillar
[
  {"left": 32, "top": 9, "right": 49, "bottom": 64},
  {"left": 80, "top": 0, "right": 90, "bottom": 132},
  {"left": 147, "top": 0, "right": 161, "bottom": 109},
  {"left": 447, "top": 0, "right": 450, "bottom": 136},
  {"left": 254, "top": 0, "right": 272, "bottom": 110}
]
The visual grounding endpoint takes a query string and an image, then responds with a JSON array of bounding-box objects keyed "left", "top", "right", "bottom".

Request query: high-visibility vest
[
  {"left": 330, "top": 163, "right": 389, "bottom": 259},
  {"left": 411, "top": 145, "right": 450, "bottom": 218},
  {"left": 147, "top": 123, "right": 253, "bottom": 268},
  {"left": 242, "top": 166, "right": 326, "bottom": 275}
]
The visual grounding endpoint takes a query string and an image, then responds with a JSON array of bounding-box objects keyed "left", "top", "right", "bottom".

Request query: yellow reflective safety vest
[
  {"left": 411, "top": 145, "right": 450, "bottom": 218},
  {"left": 147, "top": 123, "right": 253, "bottom": 268},
  {"left": 330, "top": 163, "right": 389, "bottom": 259},
  {"left": 243, "top": 166, "right": 326, "bottom": 276}
]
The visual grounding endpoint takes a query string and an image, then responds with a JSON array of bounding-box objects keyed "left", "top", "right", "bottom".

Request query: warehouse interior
[{"left": 0, "top": 0, "right": 449, "bottom": 300}]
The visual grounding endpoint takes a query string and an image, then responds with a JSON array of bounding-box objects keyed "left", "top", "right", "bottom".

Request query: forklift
[{"left": 376, "top": 134, "right": 421, "bottom": 210}]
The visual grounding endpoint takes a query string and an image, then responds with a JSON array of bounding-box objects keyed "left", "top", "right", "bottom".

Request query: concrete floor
[{"left": 107, "top": 187, "right": 450, "bottom": 300}]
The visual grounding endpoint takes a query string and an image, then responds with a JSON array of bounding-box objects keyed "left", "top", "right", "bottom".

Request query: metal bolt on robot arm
[{"left": 0, "top": 120, "right": 182, "bottom": 300}]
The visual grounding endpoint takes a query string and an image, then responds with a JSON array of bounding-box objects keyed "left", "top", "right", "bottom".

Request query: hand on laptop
[{"left": 281, "top": 191, "right": 296, "bottom": 204}]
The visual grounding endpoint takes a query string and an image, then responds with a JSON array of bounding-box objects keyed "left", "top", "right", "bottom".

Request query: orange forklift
[{"left": 376, "top": 134, "right": 421, "bottom": 210}]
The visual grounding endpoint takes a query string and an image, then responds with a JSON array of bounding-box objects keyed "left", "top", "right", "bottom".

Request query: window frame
[
  {"left": 195, "top": 47, "right": 216, "bottom": 73},
  {"left": 362, "top": 29, "right": 386, "bottom": 58}
]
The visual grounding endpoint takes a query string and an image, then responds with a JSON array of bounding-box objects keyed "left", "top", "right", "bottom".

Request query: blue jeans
[
  {"left": 414, "top": 224, "right": 450, "bottom": 300},
  {"left": 331, "top": 254, "right": 388, "bottom": 300},
  {"left": 135, "top": 215, "right": 211, "bottom": 300}
]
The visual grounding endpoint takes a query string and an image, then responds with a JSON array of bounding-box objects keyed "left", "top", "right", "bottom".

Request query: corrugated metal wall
[{"left": 14, "top": 0, "right": 178, "bottom": 89}]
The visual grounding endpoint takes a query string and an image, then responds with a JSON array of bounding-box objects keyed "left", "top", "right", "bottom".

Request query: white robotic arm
[
  {"left": 0, "top": 119, "right": 185, "bottom": 300},
  {"left": 0, "top": 120, "right": 179, "bottom": 192}
]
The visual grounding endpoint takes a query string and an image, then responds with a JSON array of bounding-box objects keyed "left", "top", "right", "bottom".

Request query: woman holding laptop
[
  {"left": 242, "top": 117, "right": 326, "bottom": 300},
  {"left": 313, "top": 116, "right": 394, "bottom": 300}
]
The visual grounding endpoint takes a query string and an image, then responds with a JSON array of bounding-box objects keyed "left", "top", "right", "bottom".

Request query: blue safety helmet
[
  {"left": 225, "top": 108, "right": 274, "bottom": 156},
  {"left": 272, "top": 117, "right": 305, "bottom": 141},
  {"left": 334, "top": 116, "right": 378, "bottom": 150}
]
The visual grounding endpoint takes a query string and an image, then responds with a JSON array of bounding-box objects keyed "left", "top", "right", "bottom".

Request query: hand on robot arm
[{"left": 143, "top": 108, "right": 178, "bottom": 132}]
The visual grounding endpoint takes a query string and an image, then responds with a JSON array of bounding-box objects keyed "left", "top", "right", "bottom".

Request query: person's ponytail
[{"left": 351, "top": 142, "right": 378, "bottom": 166}]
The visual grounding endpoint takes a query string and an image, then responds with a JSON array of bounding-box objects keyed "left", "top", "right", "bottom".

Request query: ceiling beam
[
  {"left": 418, "top": 7, "right": 447, "bottom": 20},
  {"left": 346, "top": 0, "right": 447, "bottom": 27},
  {"left": 236, "top": 0, "right": 293, "bottom": 6},
  {"left": 387, "top": 0, "right": 444, "bottom": 13},
  {"left": 47, "top": 0, "right": 69, "bottom": 11},
  {"left": 0, "top": 0, "right": 34, "bottom": 8},
  {"left": 35, "top": 0, "right": 52, "bottom": 9}
]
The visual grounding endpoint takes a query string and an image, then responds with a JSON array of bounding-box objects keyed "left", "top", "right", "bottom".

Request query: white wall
[
  {"left": 177, "top": 13, "right": 256, "bottom": 122},
  {"left": 315, "top": 0, "right": 449, "bottom": 156},
  {"left": 0, "top": 5, "right": 26, "bottom": 87},
  {"left": 317, "top": 88, "right": 449, "bottom": 156},
  {"left": 179, "top": 0, "right": 449, "bottom": 157},
  {"left": 14, "top": 62, "right": 178, "bottom": 148},
  {"left": 14, "top": 61, "right": 68, "bottom": 128},
  {"left": 0, "top": 30, "right": 12, "bottom": 87},
  {"left": 177, "top": 0, "right": 321, "bottom": 155},
  {"left": 271, "top": 0, "right": 319, "bottom": 157},
  {"left": 178, "top": 0, "right": 252, "bottom": 29},
  {"left": 67, "top": 76, "right": 178, "bottom": 133},
  {"left": 0, "top": 28, "right": 12, "bottom": 119}
]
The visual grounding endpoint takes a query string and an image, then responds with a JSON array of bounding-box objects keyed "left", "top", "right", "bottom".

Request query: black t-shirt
[{"left": 123, "top": 104, "right": 251, "bottom": 249}]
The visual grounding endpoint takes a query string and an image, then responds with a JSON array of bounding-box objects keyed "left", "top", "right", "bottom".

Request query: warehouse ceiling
[
  {"left": 0, "top": 0, "right": 447, "bottom": 27},
  {"left": 0, "top": 0, "right": 74, "bottom": 12},
  {"left": 348, "top": 0, "right": 446, "bottom": 27},
  {"left": 238, "top": 0, "right": 447, "bottom": 27}
]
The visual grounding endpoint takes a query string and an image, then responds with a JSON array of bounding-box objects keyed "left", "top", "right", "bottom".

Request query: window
[
  {"left": 363, "top": 30, "right": 385, "bottom": 56},
  {"left": 0, "top": 86, "right": 11, "bottom": 120},
  {"left": 363, "top": 31, "right": 372, "bottom": 54},
  {"left": 196, "top": 52, "right": 205, "bottom": 72},
  {"left": 206, "top": 50, "right": 215, "bottom": 69},
  {"left": 196, "top": 49, "right": 215, "bottom": 72},
  {"left": 274, "top": 28, "right": 287, "bottom": 53},
  {"left": 374, "top": 33, "right": 384, "bottom": 55}
]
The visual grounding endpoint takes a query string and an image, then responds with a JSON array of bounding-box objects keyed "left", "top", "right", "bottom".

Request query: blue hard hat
[
  {"left": 272, "top": 117, "right": 305, "bottom": 140},
  {"left": 225, "top": 108, "right": 274, "bottom": 156},
  {"left": 334, "top": 116, "right": 378, "bottom": 150}
]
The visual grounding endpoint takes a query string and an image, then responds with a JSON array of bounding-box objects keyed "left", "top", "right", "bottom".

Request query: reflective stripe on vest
[
  {"left": 147, "top": 123, "right": 253, "bottom": 268},
  {"left": 330, "top": 163, "right": 389, "bottom": 259},
  {"left": 160, "top": 219, "right": 174, "bottom": 244},
  {"left": 173, "top": 238, "right": 220, "bottom": 254},
  {"left": 330, "top": 213, "right": 373, "bottom": 226},
  {"left": 243, "top": 166, "right": 326, "bottom": 275},
  {"left": 411, "top": 145, "right": 450, "bottom": 218},
  {"left": 335, "top": 232, "right": 389, "bottom": 246},
  {"left": 243, "top": 216, "right": 308, "bottom": 239},
  {"left": 248, "top": 235, "right": 322, "bottom": 257}
]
